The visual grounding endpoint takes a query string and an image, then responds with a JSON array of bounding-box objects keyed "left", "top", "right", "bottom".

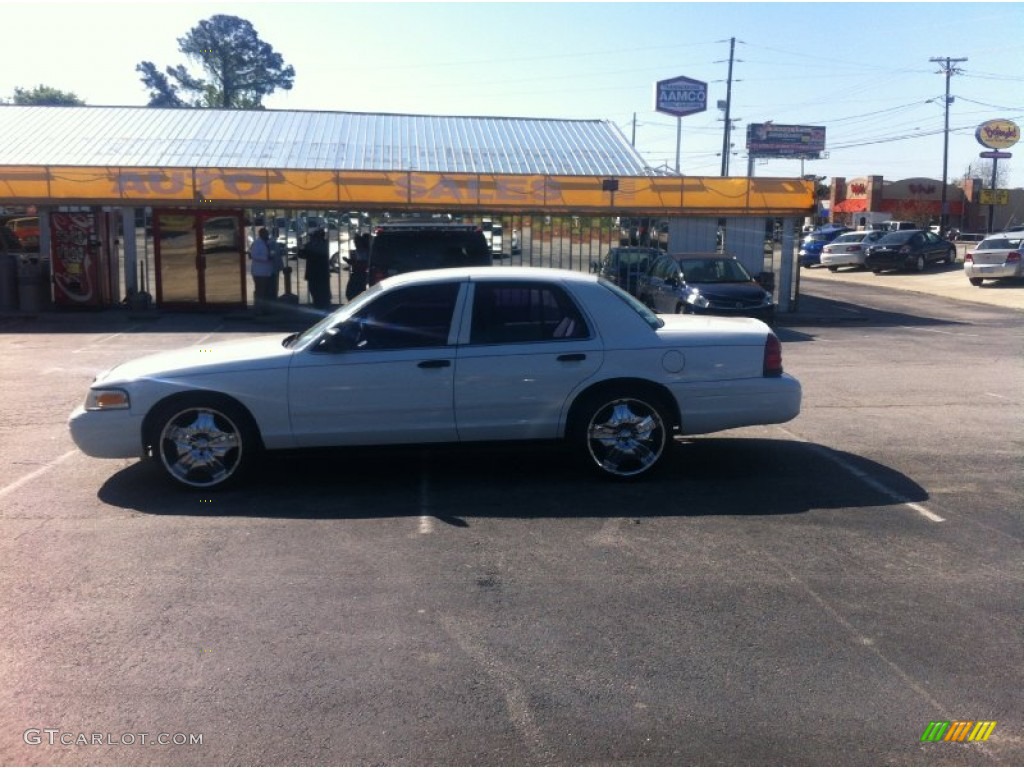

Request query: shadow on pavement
[
  {"left": 98, "top": 437, "right": 927, "bottom": 525},
  {"left": 777, "top": 290, "right": 962, "bottom": 332}
]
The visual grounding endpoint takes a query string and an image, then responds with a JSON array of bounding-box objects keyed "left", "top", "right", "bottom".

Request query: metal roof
[{"left": 0, "top": 106, "right": 651, "bottom": 176}]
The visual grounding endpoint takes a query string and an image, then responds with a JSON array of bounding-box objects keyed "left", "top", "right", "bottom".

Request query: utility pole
[
  {"left": 631, "top": 112, "right": 636, "bottom": 147},
  {"left": 930, "top": 56, "right": 967, "bottom": 232},
  {"left": 720, "top": 37, "right": 736, "bottom": 177}
]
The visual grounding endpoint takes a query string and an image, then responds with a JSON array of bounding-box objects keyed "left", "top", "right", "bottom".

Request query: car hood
[
  {"left": 95, "top": 334, "right": 295, "bottom": 385},
  {"left": 685, "top": 281, "right": 768, "bottom": 301}
]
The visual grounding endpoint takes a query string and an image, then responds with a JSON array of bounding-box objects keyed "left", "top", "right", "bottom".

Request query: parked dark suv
[
  {"left": 593, "top": 246, "right": 661, "bottom": 297},
  {"left": 367, "top": 222, "right": 492, "bottom": 286}
]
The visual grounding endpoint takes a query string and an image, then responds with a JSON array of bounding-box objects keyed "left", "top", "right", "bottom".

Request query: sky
[{"left": 2, "top": 0, "right": 1023, "bottom": 188}]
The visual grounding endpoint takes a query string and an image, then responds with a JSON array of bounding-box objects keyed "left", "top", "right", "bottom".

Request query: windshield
[
  {"left": 598, "top": 279, "right": 663, "bottom": 329},
  {"left": 286, "top": 283, "right": 385, "bottom": 348},
  {"left": 678, "top": 258, "right": 753, "bottom": 283}
]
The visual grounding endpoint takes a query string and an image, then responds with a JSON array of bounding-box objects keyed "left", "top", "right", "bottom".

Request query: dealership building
[{"left": 0, "top": 104, "right": 818, "bottom": 312}]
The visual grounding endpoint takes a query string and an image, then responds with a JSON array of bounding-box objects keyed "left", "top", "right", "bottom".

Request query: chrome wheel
[
  {"left": 157, "top": 404, "right": 247, "bottom": 489},
  {"left": 579, "top": 395, "right": 668, "bottom": 478}
]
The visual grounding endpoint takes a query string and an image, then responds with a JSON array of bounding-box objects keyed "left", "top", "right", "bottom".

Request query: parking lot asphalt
[{"left": 797, "top": 259, "right": 1024, "bottom": 315}]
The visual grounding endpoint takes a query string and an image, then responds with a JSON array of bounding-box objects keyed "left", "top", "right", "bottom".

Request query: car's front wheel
[
  {"left": 151, "top": 396, "right": 259, "bottom": 490},
  {"left": 946, "top": 247, "right": 957, "bottom": 265},
  {"left": 969, "top": 277, "right": 984, "bottom": 287},
  {"left": 570, "top": 391, "right": 671, "bottom": 479},
  {"left": 913, "top": 255, "right": 926, "bottom": 272}
]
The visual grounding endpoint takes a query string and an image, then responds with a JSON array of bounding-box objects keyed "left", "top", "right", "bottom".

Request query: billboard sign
[
  {"left": 747, "top": 123, "right": 826, "bottom": 159},
  {"left": 655, "top": 76, "right": 708, "bottom": 118},
  {"left": 975, "top": 119, "right": 1019, "bottom": 150}
]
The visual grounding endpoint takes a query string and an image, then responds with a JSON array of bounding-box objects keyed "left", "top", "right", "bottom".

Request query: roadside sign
[
  {"left": 979, "top": 189, "right": 1009, "bottom": 205},
  {"left": 979, "top": 150, "right": 1012, "bottom": 159},
  {"left": 747, "top": 123, "right": 826, "bottom": 159},
  {"left": 975, "top": 119, "right": 1019, "bottom": 150},
  {"left": 654, "top": 75, "right": 708, "bottom": 117}
]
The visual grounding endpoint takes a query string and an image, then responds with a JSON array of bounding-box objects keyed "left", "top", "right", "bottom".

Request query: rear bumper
[{"left": 964, "top": 263, "right": 1023, "bottom": 280}]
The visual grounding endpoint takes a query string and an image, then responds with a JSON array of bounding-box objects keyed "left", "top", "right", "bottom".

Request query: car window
[
  {"left": 345, "top": 282, "right": 460, "bottom": 350},
  {"left": 470, "top": 281, "right": 589, "bottom": 344},
  {"left": 598, "top": 280, "right": 662, "bottom": 330},
  {"left": 978, "top": 238, "right": 1022, "bottom": 250},
  {"left": 648, "top": 256, "right": 667, "bottom": 280}
]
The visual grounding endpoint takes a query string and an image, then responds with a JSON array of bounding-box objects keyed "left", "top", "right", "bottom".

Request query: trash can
[
  {"left": 17, "top": 255, "right": 50, "bottom": 313},
  {"left": 0, "top": 252, "right": 18, "bottom": 310}
]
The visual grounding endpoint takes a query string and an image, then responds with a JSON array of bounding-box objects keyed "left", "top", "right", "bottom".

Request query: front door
[{"left": 154, "top": 210, "right": 246, "bottom": 308}]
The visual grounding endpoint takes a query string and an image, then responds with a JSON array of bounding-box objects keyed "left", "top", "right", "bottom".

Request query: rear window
[
  {"left": 877, "top": 231, "right": 914, "bottom": 245},
  {"left": 977, "top": 237, "right": 1023, "bottom": 250}
]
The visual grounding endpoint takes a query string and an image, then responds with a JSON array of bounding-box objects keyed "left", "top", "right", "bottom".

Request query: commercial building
[{"left": 0, "top": 105, "right": 815, "bottom": 311}]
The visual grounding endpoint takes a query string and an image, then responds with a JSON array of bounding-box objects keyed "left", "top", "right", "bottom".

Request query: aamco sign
[{"left": 655, "top": 75, "right": 708, "bottom": 118}]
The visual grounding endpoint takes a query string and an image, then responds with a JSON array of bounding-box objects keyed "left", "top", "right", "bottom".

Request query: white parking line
[
  {"left": 71, "top": 328, "right": 140, "bottom": 353},
  {"left": 0, "top": 450, "right": 77, "bottom": 500},
  {"left": 418, "top": 457, "right": 434, "bottom": 534},
  {"left": 776, "top": 428, "right": 945, "bottom": 523},
  {"left": 985, "top": 392, "right": 1011, "bottom": 401}
]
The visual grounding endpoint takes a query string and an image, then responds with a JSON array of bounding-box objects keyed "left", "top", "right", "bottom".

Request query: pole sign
[
  {"left": 979, "top": 150, "right": 1012, "bottom": 159},
  {"left": 747, "top": 123, "right": 826, "bottom": 159},
  {"left": 654, "top": 76, "right": 708, "bottom": 117},
  {"left": 975, "top": 119, "right": 1019, "bottom": 150}
]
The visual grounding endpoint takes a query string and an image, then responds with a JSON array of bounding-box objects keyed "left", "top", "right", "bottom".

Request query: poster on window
[{"left": 51, "top": 212, "right": 101, "bottom": 306}]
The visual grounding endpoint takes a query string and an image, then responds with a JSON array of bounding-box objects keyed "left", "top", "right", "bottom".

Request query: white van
[{"left": 883, "top": 220, "right": 918, "bottom": 232}]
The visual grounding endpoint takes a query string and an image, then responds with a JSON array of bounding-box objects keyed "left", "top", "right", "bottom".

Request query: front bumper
[{"left": 68, "top": 405, "right": 146, "bottom": 459}]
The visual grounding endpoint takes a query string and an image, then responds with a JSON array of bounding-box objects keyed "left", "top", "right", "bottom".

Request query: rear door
[{"left": 454, "top": 279, "right": 603, "bottom": 440}]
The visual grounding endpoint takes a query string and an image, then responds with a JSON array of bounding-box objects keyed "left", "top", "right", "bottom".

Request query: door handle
[
  {"left": 557, "top": 353, "right": 586, "bottom": 362},
  {"left": 417, "top": 359, "right": 451, "bottom": 369}
]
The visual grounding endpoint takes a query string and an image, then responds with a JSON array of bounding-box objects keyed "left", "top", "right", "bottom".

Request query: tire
[
  {"left": 872, "top": 269, "right": 882, "bottom": 275},
  {"left": 969, "top": 277, "right": 984, "bottom": 287},
  {"left": 151, "top": 395, "right": 259, "bottom": 490},
  {"left": 569, "top": 391, "right": 671, "bottom": 479},
  {"left": 913, "top": 255, "right": 926, "bottom": 272},
  {"left": 675, "top": 302, "right": 686, "bottom": 314},
  {"left": 827, "top": 266, "right": 838, "bottom": 272},
  {"left": 946, "top": 248, "right": 957, "bottom": 265}
]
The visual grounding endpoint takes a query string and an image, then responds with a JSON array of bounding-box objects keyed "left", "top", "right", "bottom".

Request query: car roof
[{"left": 377, "top": 265, "right": 598, "bottom": 289}]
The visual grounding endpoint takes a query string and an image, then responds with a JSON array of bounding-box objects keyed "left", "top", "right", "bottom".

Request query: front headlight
[
  {"left": 686, "top": 292, "right": 710, "bottom": 309},
  {"left": 85, "top": 388, "right": 130, "bottom": 411}
]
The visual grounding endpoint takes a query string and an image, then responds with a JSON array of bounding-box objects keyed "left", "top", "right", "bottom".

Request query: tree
[
  {"left": 137, "top": 15, "right": 295, "bottom": 108},
  {"left": 13, "top": 85, "right": 84, "bottom": 105},
  {"left": 961, "top": 159, "right": 1010, "bottom": 189}
]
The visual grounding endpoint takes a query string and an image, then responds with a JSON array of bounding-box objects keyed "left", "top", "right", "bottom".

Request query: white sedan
[
  {"left": 820, "top": 230, "right": 885, "bottom": 271},
  {"left": 69, "top": 267, "right": 801, "bottom": 489}
]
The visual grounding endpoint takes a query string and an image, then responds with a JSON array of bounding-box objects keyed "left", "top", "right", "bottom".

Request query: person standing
[
  {"left": 343, "top": 232, "right": 370, "bottom": 301},
  {"left": 301, "top": 227, "right": 331, "bottom": 310},
  {"left": 249, "top": 227, "right": 274, "bottom": 314}
]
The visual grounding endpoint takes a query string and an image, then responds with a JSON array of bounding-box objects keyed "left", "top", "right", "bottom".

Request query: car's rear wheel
[
  {"left": 570, "top": 391, "right": 671, "bottom": 479},
  {"left": 827, "top": 266, "right": 838, "bottom": 272},
  {"left": 969, "top": 277, "right": 984, "bottom": 287},
  {"left": 152, "top": 396, "right": 258, "bottom": 490}
]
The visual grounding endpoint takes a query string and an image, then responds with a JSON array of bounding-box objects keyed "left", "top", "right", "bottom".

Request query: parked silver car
[
  {"left": 820, "top": 230, "right": 885, "bottom": 271},
  {"left": 963, "top": 233, "right": 1024, "bottom": 286}
]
